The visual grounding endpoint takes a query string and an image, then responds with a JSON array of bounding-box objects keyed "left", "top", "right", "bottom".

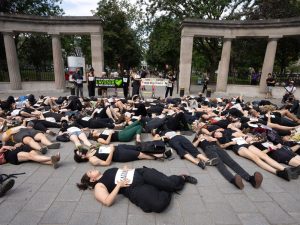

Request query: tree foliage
[
  {"left": 0, "top": 0, "right": 64, "bottom": 71},
  {"left": 94, "top": 0, "right": 142, "bottom": 71}
]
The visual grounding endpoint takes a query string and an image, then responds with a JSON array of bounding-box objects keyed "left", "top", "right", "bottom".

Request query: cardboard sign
[{"left": 141, "top": 78, "right": 168, "bottom": 86}]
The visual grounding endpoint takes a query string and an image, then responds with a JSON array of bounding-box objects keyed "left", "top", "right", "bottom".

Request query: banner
[
  {"left": 67, "top": 56, "right": 86, "bottom": 82},
  {"left": 95, "top": 78, "right": 123, "bottom": 88},
  {"left": 141, "top": 78, "right": 168, "bottom": 86}
]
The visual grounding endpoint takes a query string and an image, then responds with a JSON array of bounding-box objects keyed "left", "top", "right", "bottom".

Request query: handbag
[{"left": 56, "top": 133, "right": 70, "bottom": 142}]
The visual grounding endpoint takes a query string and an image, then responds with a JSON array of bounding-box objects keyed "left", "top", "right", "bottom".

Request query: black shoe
[
  {"left": 164, "top": 149, "right": 173, "bottom": 159},
  {"left": 198, "top": 161, "right": 206, "bottom": 170},
  {"left": 47, "top": 142, "right": 61, "bottom": 149},
  {"left": 40, "top": 146, "right": 48, "bottom": 155},
  {"left": 291, "top": 165, "right": 300, "bottom": 176},
  {"left": 182, "top": 175, "right": 198, "bottom": 184},
  {"left": 232, "top": 175, "right": 244, "bottom": 189},
  {"left": 205, "top": 158, "right": 219, "bottom": 166},
  {"left": 0, "top": 179, "right": 15, "bottom": 197},
  {"left": 276, "top": 168, "right": 292, "bottom": 181},
  {"left": 249, "top": 172, "right": 263, "bottom": 188}
]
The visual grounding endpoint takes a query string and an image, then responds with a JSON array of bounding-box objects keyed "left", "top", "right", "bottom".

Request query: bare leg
[
  {"left": 288, "top": 156, "right": 300, "bottom": 167},
  {"left": 238, "top": 147, "right": 277, "bottom": 174},
  {"left": 23, "top": 136, "right": 42, "bottom": 151},
  {"left": 70, "top": 135, "right": 82, "bottom": 148},
  {"left": 34, "top": 133, "right": 52, "bottom": 146},
  {"left": 78, "top": 133, "right": 92, "bottom": 147},
  {"left": 249, "top": 145, "right": 286, "bottom": 170},
  {"left": 17, "top": 151, "right": 52, "bottom": 164},
  {"left": 137, "top": 152, "right": 164, "bottom": 160},
  {"left": 196, "top": 153, "right": 209, "bottom": 161},
  {"left": 184, "top": 153, "right": 200, "bottom": 165}
]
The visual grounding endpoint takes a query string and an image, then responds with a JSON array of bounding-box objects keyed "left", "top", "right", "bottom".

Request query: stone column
[
  {"left": 259, "top": 38, "right": 279, "bottom": 93},
  {"left": 216, "top": 38, "right": 232, "bottom": 92},
  {"left": 91, "top": 33, "right": 104, "bottom": 77},
  {"left": 3, "top": 32, "right": 22, "bottom": 90},
  {"left": 51, "top": 34, "right": 65, "bottom": 90},
  {"left": 179, "top": 35, "right": 194, "bottom": 95}
]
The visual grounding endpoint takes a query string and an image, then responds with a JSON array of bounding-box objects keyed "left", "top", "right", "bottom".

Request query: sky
[
  {"left": 61, "top": 0, "right": 138, "bottom": 16},
  {"left": 61, "top": 0, "right": 98, "bottom": 16}
]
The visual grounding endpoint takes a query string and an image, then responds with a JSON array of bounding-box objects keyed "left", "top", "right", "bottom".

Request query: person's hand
[
  {"left": 14, "top": 143, "right": 23, "bottom": 148},
  {"left": 117, "top": 179, "right": 131, "bottom": 188}
]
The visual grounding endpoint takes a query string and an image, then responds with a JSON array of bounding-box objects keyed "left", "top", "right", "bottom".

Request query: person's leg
[
  {"left": 22, "top": 136, "right": 43, "bottom": 151},
  {"left": 70, "top": 134, "right": 82, "bottom": 148},
  {"left": 248, "top": 145, "right": 286, "bottom": 171},
  {"left": 288, "top": 156, "right": 300, "bottom": 167},
  {"left": 33, "top": 133, "right": 53, "bottom": 146},
  {"left": 78, "top": 132, "right": 92, "bottom": 147},
  {"left": 17, "top": 151, "right": 52, "bottom": 164},
  {"left": 118, "top": 124, "right": 142, "bottom": 142},
  {"left": 165, "top": 88, "right": 169, "bottom": 98},
  {"left": 170, "top": 87, "right": 173, "bottom": 97},
  {"left": 279, "top": 109, "right": 300, "bottom": 124},
  {"left": 216, "top": 148, "right": 251, "bottom": 181},
  {"left": 237, "top": 147, "right": 277, "bottom": 174},
  {"left": 80, "top": 87, "right": 83, "bottom": 98},
  {"left": 76, "top": 86, "right": 79, "bottom": 97}
]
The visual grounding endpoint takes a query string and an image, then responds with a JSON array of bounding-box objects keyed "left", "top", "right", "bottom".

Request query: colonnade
[{"left": 179, "top": 18, "right": 300, "bottom": 94}]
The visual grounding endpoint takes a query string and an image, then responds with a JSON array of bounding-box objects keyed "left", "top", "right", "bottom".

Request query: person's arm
[
  {"left": 217, "top": 140, "right": 237, "bottom": 149},
  {"left": 192, "top": 136, "right": 202, "bottom": 147},
  {"left": 97, "top": 131, "right": 114, "bottom": 144},
  {"left": 89, "top": 145, "right": 115, "bottom": 166},
  {"left": 94, "top": 179, "right": 130, "bottom": 207}
]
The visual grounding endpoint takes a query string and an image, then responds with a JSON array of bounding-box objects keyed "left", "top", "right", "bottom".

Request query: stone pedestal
[
  {"left": 178, "top": 36, "right": 194, "bottom": 95},
  {"left": 51, "top": 34, "right": 65, "bottom": 90},
  {"left": 91, "top": 33, "right": 104, "bottom": 77},
  {"left": 3, "top": 32, "right": 22, "bottom": 90},
  {"left": 216, "top": 38, "right": 232, "bottom": 92},
  {"left": 259, "top": 38, "right": 279, "bottom": 93}
]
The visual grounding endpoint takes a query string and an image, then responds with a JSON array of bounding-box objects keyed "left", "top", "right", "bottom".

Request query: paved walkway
[{"left": 1, "top": 84, "right": 299, "bottom": 225}]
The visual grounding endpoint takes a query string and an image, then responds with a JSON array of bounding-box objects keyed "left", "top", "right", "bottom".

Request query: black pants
[
  {"left": 89, "top": 118, "right": 115, "bottom": 129},
  {"left": 166, "top": 112, "right": 189, "bottom": 131},
  {"left": 33, "top": 120, "right": 60, "bottom": 132},
  {"left": 88, "top": 82, "right": 95, "bottom": 97},
  {"left": 169, "top": 135, "right": 201, "bottom": 158},
  {"left": 165, "top": 87, "right": 173, "bottom": 98},
  {"left": 123, "top": 85, "right": 129, "bottom": 98},
  {"left": 202, "top": 84, "right": 207, "bottom": 93},
  {"left": 203, "top": 145, "right": 251, "bottom": 182},
  {"left": 123, "top": 167, "right": 185, "bottom": 213}
]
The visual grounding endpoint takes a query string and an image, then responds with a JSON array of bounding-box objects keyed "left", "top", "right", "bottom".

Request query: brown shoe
[
  {"left": 249, "top": 172, "right": 263, "bottom": 188},
  {"left": 232, "top": 175, "right": 244, "bottom": 189},
  {"left": 51, "top": 152, "right": 60, "bottom": 169}
]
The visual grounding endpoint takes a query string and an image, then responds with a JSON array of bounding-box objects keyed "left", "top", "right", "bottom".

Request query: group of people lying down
[{"left": 1, "top": 93, "right": 300, "bottom": 212}]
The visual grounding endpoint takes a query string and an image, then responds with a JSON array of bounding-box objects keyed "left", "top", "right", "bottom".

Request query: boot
[{"left": 249, "top": 172, "right": 263, "bottom": 188}]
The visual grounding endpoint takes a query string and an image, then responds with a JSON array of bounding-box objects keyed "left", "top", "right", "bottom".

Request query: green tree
[
  {"left": 94, "top": 0, "right": 142, "bottom": 71},
  {"left": 146, "top": 17, "right": 181, "bottom": 71},
  {"left": 0, "top": 0, "right": 63, "bottom": 71}
]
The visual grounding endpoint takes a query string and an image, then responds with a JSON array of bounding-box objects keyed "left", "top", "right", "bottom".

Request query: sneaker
[
  {"left": 198, "top": 161, "right": 206, "bottom": 170},
  {"left": 40, "top": 146, "right": 48, "bottom": 155},
  {"left": 164, "top": 149, "right": 173, "bottom": 159},
  {"left": 291, "top": 165, "right": 300, "bottom": 175},
  {"left": 205, "top": 158, "right": 219, "bottom": 166},
  {"left": 182, "top": 175, "right": 198, "bottom": 184},
  {"left": 47, "top": 142, "right": 61, "bottom": 149},
  {"left": 0, "top": 179, "right": 15, "bottom": 197},
  {"left": 249, "top": 172, "right": 263, "bottom": 188},
  {"left": 276, "top": 168, "right": 292, "bottom": 181},
  {"left": 232, "top": 175, "right": 244, "bottom": 189}
]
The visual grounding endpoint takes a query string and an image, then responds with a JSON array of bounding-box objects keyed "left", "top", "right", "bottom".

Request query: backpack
[
  {"left": 140, "top": 140, "right": 166, "bottom": 154},
  {"left": 56, "top": 133, "right": 70, "bottom": 142}
]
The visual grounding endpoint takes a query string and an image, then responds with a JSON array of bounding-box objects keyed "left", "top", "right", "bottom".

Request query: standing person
[
  {"left": 73, "top": 68, "right": 84, "bottom": 98},
  {"left": 202, "top": 76, "right": 209, "bottom": 94},
  {"left": 87, "top": 67, "right": 96, "bottom": 97},
  {"left": 140, "top": 69, "right": 147, "bottom": 91},
  {"left": 122, "top": 70, "right": 130, "bottom": 99},
  {"left": 266, "top": 73, "right": 276, "bottom": 99},
  {"left": 165, "top": 72, "right": 176, "bottom": 98},
  {"left": 131, "top": 68, "right": 141, "bottom": 97}
]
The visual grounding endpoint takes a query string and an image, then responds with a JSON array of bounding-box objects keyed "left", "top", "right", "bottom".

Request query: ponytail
[{"left": 76, "top": 173, "right": 97, "bottom": 190}]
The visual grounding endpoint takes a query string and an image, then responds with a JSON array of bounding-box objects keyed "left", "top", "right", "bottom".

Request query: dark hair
[
  {"left": 73, "top": 150, "right": 89, "bottom": 163},
  {"left": 76, "top": 173, "right": 97, "bottom": 190}
]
